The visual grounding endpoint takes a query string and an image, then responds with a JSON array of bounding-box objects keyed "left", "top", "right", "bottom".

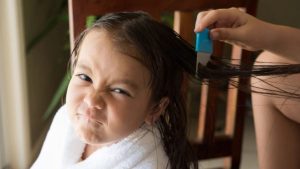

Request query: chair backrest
[{"left": 68, "top": 1, "right": 258, "bottom": 168}]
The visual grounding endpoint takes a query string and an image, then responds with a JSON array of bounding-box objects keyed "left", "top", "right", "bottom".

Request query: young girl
[{"left": 31, "top": 12, "right": 198, "bottom": 169}]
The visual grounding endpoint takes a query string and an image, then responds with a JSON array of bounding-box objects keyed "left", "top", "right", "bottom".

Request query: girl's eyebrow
[
  {"left": 76, "top": 63, "right": 91, "bottom": 71},
  {"left": 111, "top": 79, "right": 140, "bottom": 90},
  {"left": 77, "top": 63, "right": 140, "bottom": 90},
  {"left": 77, "top": 63, "right": 139, "bottom": 90}
]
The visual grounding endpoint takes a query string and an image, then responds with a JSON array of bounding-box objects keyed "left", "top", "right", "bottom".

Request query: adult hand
[{"left": 194, "top": 8, "right": 272, "bottom": 52}]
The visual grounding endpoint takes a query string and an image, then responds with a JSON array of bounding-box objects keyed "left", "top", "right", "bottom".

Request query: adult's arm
[{"left": 194, "top": 8, "right": 300, "bottom": 63}]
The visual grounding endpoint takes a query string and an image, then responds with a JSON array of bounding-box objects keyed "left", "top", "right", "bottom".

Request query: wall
[{"left": 257, "top": 0, "right": 300, "bottom": 28}]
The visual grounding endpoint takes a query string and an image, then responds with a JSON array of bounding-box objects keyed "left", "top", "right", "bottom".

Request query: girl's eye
[
  {"left": 75, "top": 74, "right": 92, "bottom": 82},
  {"left": 112, "top": 88, "right": 131, "bottom": 97}
]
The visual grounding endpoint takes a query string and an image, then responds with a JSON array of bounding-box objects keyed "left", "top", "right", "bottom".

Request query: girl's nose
[{"left": 83, "top": 90, "right": 105, "bottom": 110}]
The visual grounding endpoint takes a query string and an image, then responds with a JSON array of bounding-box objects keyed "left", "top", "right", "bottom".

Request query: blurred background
[{"left": 0, "top": 0, "right": 299, "bottom": 169}]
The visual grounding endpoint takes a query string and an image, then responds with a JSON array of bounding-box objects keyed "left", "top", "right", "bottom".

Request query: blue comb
[{"left": 195, "top": 28, "right": 213, "bottom": 73}]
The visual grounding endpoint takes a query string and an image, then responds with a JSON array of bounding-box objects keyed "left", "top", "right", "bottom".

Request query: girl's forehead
[
  {"left": 79, "top": 30, "right": 130, "bottom": 63},
  {"left": 77, "top": 29, "right": 151, "bottom": 87},
  {"left": 78, "top": 30, "right": 119, "bottom": 64},
  {"left": 81, "top": 29, "right": 112, "bottom": 51},
  {"left": 81, "top": 29, "right": 139, "bottom": 59}
]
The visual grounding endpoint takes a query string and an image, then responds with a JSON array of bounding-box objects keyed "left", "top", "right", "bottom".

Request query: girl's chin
[
  {"left": 75, "top": 125, "right": 122, "bottom": 148},
  {"left": 76, "top": 125, "right": 103, "bottom": 144}
]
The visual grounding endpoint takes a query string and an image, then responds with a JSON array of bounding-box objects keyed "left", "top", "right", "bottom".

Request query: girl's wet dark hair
[
  {"left": 198, "top": 57, "right": 300, "bottom": 99},
  {"left": 70, "top": 11, "right": 300, "bottom": 169}
]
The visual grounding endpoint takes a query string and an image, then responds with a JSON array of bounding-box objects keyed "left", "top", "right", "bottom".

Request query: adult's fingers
[
  {"left": 194, "top": 10, "right": 209, "bottom": 32},
  {"left": 194, "top": 8, "right": 241, "bottom": 32},
  {"left": 211, "top": 28, "right": 258, "bottom": 51},
  {"left": 210, "top": 27, "right": 238, "bottom": 41}
]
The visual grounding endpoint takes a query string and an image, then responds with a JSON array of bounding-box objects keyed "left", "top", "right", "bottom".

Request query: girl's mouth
[{"left": 76, "top": 113, "right": 103, "bottom": 125}]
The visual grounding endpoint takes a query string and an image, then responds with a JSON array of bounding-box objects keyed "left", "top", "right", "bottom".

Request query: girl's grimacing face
[{"left": 66, "top": 30, "right": 156, "bottom": 147}]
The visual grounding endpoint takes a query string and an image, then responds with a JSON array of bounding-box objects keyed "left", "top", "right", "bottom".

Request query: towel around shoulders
[{"left": 30, "top": 105, "right": 170, "bottom": 169}]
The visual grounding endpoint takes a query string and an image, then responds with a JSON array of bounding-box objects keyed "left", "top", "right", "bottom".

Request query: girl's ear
[{"left": 145, "top": 97, "right": 169, "bottom": 125}]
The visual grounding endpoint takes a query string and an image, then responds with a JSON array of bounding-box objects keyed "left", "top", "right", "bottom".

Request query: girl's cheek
[{"left": 66, "top": 80, "right": 84, "bottom": 106}]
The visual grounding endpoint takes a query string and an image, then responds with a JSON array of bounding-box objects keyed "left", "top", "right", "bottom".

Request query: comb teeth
[
  {"left": 197, "top": 52, "right": 211, "bottom": 67},
  {"left": 195, "top": 28, "right": 213, "bottom": 76}
]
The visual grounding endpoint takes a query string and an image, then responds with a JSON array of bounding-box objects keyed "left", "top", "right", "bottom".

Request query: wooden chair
[{"left": 68, "top": 1, "right": 258, "bottom": 168}]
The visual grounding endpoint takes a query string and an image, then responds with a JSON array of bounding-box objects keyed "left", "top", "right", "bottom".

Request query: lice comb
[{"left": 195, "top": 28, "right": 213, "bottom": 75}]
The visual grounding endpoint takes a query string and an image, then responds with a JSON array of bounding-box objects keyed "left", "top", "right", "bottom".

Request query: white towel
[{"left": 31, "top": 105, "right": 170, "bottom": 169}]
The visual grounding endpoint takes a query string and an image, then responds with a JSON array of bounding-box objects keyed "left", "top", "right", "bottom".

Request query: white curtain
[
  {"left": 0, "top": 0, "right": 31, "bottom": 168},
  {"left": 0, "top": 100, "right": 6, "bottom": 168}
]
